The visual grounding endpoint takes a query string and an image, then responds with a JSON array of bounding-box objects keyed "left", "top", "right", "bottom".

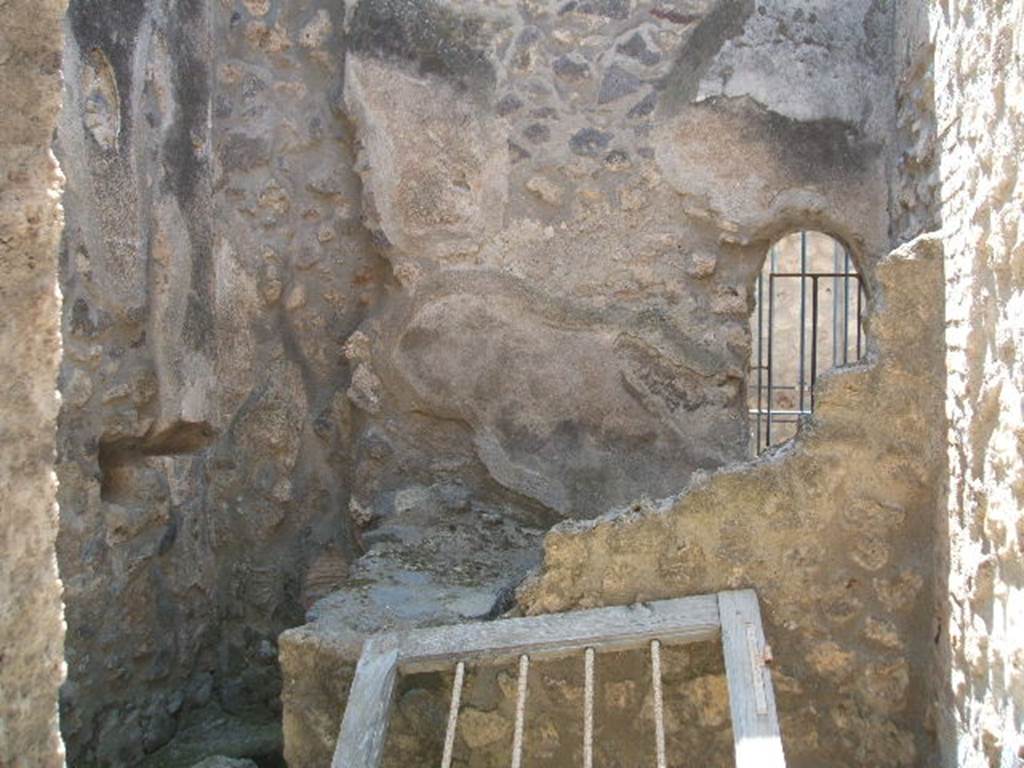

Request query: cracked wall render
[
  {"left": 55, "top": 4, "right": 896, "bottom": 760},
  {"left": 519, "top": 234, "right": 947, "bottom": 768},
  {"left": 333, "top": 0, "right": 893, "bottom": 561},
  {"left": 278, "top": 1, "right": 909, "bottom": 766},
  {"left": 37, "top": 0, "right": 1024, "bottom": 764},
  {"left": 0, "top": 1, "right": 68, "bottom": 766},
  {"left": 913, "top": 1, "right": 1024, "bottom": 765},
  {"left": 55, "top": 0, "right": 374, "bottom": 763}
]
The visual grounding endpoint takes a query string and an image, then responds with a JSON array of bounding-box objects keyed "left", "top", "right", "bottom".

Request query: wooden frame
[{"left": 333, "top": 590, "right": 785, "bottom": 768}]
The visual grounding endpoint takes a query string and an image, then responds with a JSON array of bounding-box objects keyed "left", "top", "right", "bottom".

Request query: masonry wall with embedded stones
[
  {"left": 518, "top": 232, "right": 946, "bottom": 767},
  {"left": 25, "top": 0, "right": 1024, "bottom": 765},
  {"left": 0, "top": 1, "right": 68, "bottom": 767},
  {"left": 55, "top": 0, "right": 375, "bottom": 762},
  {"left": 276, "top": 1, "right": 926, "bottom": 767},
  {"left": 907, "top": 2, "right": 1023, "bottom": 766},
  {"left": 51, "top": 0, "right": 930, "bottom": 766}
]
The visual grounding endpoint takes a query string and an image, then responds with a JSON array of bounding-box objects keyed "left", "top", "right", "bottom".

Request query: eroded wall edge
[
  {"left": 519, "top": 232, "right": 948, "bottom": 767},
  {"left": 0, "top": 1, "right": 69, "bottom": 767}
]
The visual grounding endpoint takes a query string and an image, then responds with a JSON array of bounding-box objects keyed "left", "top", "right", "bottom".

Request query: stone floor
[{"left": 280, "top": 491, "right": 545, "bottom": 766}]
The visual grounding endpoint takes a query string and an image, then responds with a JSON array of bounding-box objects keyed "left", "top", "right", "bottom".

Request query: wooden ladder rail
[{"left": 332, "top": 590, "right": 785, "bottom": 768}]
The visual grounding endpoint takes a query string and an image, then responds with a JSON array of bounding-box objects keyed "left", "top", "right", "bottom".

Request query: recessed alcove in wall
[
  {"left": 97, "top": 420, "right": 217, "bottom": 503},
  {"left": 748, "top": 231, "right": 866, "bottom": 453}
]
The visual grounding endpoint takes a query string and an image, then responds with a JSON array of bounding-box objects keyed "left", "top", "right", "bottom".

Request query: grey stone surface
[
  {"left": 278, "top": 1, "right": 902, "bottom": 766},
  {"left": 552, "top": 53, "right": 590, "bottom": 80},
  {"left": 597, "top": 64, "right": 642, "bottom": 104},
  {"left": 136, "top": 709, "right": 281, "bottom": 768},
  {"left": 190, "top": 758, "right": 258, "bottom": 768},
  {"left": 569, "top": 127, "right": 614, "bottom": 156},
  {"left": 55, "top": 0, "right": 365, "bottom": 763},
  {"left": 617, "top": 30, "right": 661, "bottom": 66}
]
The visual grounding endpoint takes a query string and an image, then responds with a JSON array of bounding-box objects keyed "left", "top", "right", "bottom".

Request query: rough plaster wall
[
  {"left": 54, "top": 0, "right": 373, "bottom": 763},
  {"left": 333, "top": 0, "right": 893, "bottom": 622},
  {"left": 379, "top": 644, "right": 733, "bottom": 768},
  {"left": 921, "top": 1, "right": 1024, "bottom": 765},
  {"left": 279, "top": 1, "right": 902, "bottom": 765},
  {"left": 0, "top": 0, "right": 68, "bottom": 766},
  {"left": 890, "top": 1, "right": 938, "bottom": 246},
  {"left": 335, "top": 0, "right": 894, "bottom": 540},
  {"left": 520, "top": 235, "right": 947, "bottom": 767},
  {"left": 52, "top": 0, "right": 913, "bottom": 763}
]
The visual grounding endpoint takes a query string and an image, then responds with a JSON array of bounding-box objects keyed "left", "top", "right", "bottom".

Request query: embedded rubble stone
[
  {"left": 343, "top": 54, "right": 509, "bottom": 262},
  {"left": 569, "top": 127, "right": 614, "bottom": 156},
  {"left": 598, "top": 64, "right": 643, "bottom": 105}
]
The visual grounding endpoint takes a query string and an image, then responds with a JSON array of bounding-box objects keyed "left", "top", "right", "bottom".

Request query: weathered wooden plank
[
  {"left": 583, "top": 647, "right": 594, "bottom": 768},
  {"left": 718, "top": 590, "right": 786, "bottom": 768},
  {"left": 398, "top": 595, "right": 721, "bottom": 672},
  {"left": 331, "top": 638, "right": 400, "bottom": 768}
]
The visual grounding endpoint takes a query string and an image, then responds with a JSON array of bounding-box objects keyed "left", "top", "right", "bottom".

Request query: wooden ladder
[{"left": 332, "top": 590, "right": 786, "bottom": 768}]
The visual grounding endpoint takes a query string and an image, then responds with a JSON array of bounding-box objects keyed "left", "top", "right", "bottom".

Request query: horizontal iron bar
[
  {"left": 745, "top": 377, "right": 804, "bottom": 392},
  {"left": 769, "top": 272, "right": 861, "bottom": 279}
]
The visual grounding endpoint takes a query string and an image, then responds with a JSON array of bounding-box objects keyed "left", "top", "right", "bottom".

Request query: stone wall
[
  {"left": 0, "top": 1, "right": 69, "bottom": 767},
  {"left": 38, "top": 0, "right": 1024, "bottom": 764},
  {"left": 337, "top": 0, "right": 894, "bottom": 530},
  {"left": 890, "top": 2, "right": 939, "bottom": 246},
  {"left": 520, "top": 233, "right": 947, "bottom": 767},
  {"left": 55, "top": 0, "right": 369, "bottom": 762},
  {"left": 914, "top": 1, "right": 1024, "bottom": 765},
  {"left": 279, "top": 1, "right": 907, "bottom": 765}
]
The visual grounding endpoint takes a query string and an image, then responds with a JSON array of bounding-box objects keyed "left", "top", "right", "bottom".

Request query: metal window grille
[{"left": 750, "top": 233, "right": 866, "bottom": 454}]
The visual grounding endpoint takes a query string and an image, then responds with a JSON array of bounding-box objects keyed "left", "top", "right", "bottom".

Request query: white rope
[
  {"left": 441, "top": 661, "right": 465, "bottom": 768},
  {"left": 584, "top": 647, "right": 595, "bottom": 768},
  {"left": 651, "top": 640, "right": 667, "bottom": 768},
  {"left": 511, "top": 654, "right": 530, "bottom": 768}
]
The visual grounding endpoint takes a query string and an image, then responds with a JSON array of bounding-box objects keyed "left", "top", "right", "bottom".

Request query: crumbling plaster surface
[
  {"left": 279, "top": 0, "right": 906, "bottom": 765},
  {"left": 55, "top": 0, "right": 373, "bottom": 763},
  {"left": 890, "top": 1, "right": 938, "bottom": 246},
  {"left": 912, "top": 1, "right": 1024, "bottom": 765},
  {"left": 380, "top": 643, "right": 733, "bottom": 768},
  {"left": 0, "top": 0, "right": 68, "bottom": 766},
  {"left": 339, "top": 0, "right": 894, "bottom": 535},
  {"left": 520, "top": 234, "right": 947, "bottom": 767}
]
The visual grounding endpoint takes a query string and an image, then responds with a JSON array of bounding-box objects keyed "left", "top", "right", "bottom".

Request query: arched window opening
[{"left": 749, "top": 231, "right": 866, "bottom": 454}]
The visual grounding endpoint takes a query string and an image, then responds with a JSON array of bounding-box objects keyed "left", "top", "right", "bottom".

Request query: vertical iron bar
[
  {"left": 857, "top": 279, "right": 863, "bottom": 359},
  {"left": 756, "top": 273, "right": 763, "bottom": 454},
  {"left": 766, "top": 270, "right": 775, "bottom": 447},
  {"left": 799, "top": 232, "right": 807, "bottom": 416},
  {"left": 811, "top": 276, "right": 819, "bottom": 411},
  {"left": 843, "top": 252, "right": 851, "bottom": 365},
  {"left": 832, "top": 244, "right": 841, "bottom": 365}
]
